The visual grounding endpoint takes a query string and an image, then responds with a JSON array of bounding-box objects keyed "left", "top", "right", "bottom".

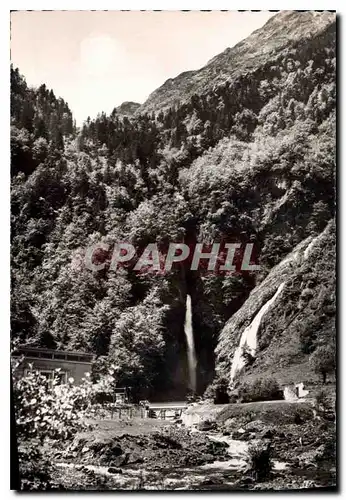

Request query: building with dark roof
[{"left": 12, "top": 345, "right": 94, "bottom": 384}]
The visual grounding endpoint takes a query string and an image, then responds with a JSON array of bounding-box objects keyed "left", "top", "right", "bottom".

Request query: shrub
[
  {"left": 238, "top": 377, "right": 283, "bottom": 403},
  {"left": 298, "top": 318, "right": 318, "bottom": 354},
  {"left": 247, "top": 441, "right": 273, "bottom": 482},
  {"left": 18, "top": 443, "right": 53, "bottom": 491},
  {"left": 241, "top": 343, "right": 256, "bottom": 366},
  {"left": 12, "top": 367, "right": 98, "bottom": 490},
  {"left": 13, "top": 369, "right": 94, "bottom": 442},
  {"left": 315, "top": 389, "right": 335, "bottom": 420},
  {"left": 310, "top": 345, "right": 335, "bottom": 384}
]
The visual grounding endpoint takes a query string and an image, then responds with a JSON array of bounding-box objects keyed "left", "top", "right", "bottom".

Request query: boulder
[
  {"left": 110, "top": 445, "right": 123, "bottom": 457},
  {"left": 127, "top": 453, "right": 144, "bottom": 465},
  {"left": 201, "top": 475, "right": 223, "bottom": 486},
  {"left": 107, "top": 467, "right": 123, "bottom": 474},
  {"left": 109, "top": 453, "right": 129, "bottom": 467},
  {"left": 197, "top": 420, "right": 217, "bottom": 431}
]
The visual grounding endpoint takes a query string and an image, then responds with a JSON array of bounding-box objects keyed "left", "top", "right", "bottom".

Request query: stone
[
  {"left": 197, "top": 420, "right": 217, "bottom": 431},
  {"left": 111, "top": 445, "right": 123, "bottom": 457},
  {"left": 127, "top": 453, "right": 144, "bottom": 464},
  {"left": 244, "top": 420, "right": 265, "bottom": 432},
  {"left": 109, "top": 454, "right": 128, "bottom": 467},
  {"left": 241, "top": 476, "right": 254, "bottom": 485}
]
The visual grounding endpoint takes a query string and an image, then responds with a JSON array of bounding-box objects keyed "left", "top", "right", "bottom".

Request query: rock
[
  {"left": 110, "top": 445, "right": 123, "bottom": 457},
  {"left": 197, "top": 420, "right": 217, "bottom": 431},
  {"left": 201, "top": 475, "right": 222, "bottom": 486},
  {"left": 108, "top": 467, "right": 123, "bottom": 474},
  {"left": 127, "top": 453, "right": 144, "bottom": 465},
  {"left": 232, "top": 427, "right": 247, "bottom": 439},
  {"left": 81, "top": 446, "right": 90, "bottom": 454},
  {"left": 224, "top": 417, "right": 237, "bottom": 429},
  {"left": 109, "top": 454, "right": 128, "bottom": 467},
  {"left": 297, "top": 450, "right": 320, "bottom": 467},
  {"left": 302, "top": 480, "right": 317, "bottom": 489}
]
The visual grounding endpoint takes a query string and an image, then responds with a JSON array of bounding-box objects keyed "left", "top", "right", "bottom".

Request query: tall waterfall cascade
[
  {"left": 230, "top": 282, "right": 286, "bottom": 382},
  {"left": 184, "top": 294, "right": 197, "bottom": 392}
]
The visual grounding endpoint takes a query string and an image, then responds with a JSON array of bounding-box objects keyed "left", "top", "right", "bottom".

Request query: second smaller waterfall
[
  {"left": 230, "top": 282, "right": 285, "bottom": 382},
  {"left": 184, "top": 294, "right": 197, "bottom": 392}
]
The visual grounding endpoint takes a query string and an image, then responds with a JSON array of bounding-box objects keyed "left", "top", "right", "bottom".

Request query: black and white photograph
[{"left": 9, "top": 8, "right": 337, "bottom": 491}]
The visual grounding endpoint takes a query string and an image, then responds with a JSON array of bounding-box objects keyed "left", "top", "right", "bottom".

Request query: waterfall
[
  {"left": 230, "top": 282, "right": 286, "bottom": 382},
  {"left": 184, "top": 294, "right": 197, "bottom": 392},
  {"left": 304, "top": 235, "right": 318, "bottom": 260}
]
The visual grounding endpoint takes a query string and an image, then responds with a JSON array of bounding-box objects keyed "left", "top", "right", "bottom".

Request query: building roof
[{"left": 13, "top": 345, "right": 94, "bottom": 363}]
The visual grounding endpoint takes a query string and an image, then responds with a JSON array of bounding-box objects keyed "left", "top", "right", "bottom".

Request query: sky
[{"left": 11, "top": 11, "right": 275, "bottom": 125}]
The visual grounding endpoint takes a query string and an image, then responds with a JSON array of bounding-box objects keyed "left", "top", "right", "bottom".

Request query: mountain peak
[
  {"left": 116, "top": 101, "right": 141, "bottom": 117},
  {"left": 137, "top": 10, "right": 335, "bottom": 115}
]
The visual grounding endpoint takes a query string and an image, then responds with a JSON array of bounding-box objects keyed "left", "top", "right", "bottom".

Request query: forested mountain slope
[{"left": 11, "top": 11, "right": 336, "bottom": 399}]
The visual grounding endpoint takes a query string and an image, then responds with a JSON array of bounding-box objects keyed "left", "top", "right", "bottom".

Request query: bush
[
  {"left": 238, "top": 377, "right": 283, "bottom": 403},
  {"left": 315, "top": 390, "right": 335, "bottom": 420},
  {"left": 204, "top": 377, "right": 230, "bottom": 404},
  {"left": 18, "top": 443, "right": 53, "bottom": 491},
  {"left": 241, "top": 343, "right": 256, "bottom": 366},
  {"left": 13, "top": 369, "right": 94, "bottom": 442},
  {"left": 310, "top": 345, "right": 335, "bottom": 384},
  {"left": 12, "top": 367, "right": 100, "bottom": 490},
  {"left": 247, "top": 441, "right": 273, "bottom": 482}
]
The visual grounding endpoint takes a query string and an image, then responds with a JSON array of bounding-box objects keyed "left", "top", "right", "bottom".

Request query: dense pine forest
[{"left": 11, "top": 11, "right": 336, "bottom": 400}]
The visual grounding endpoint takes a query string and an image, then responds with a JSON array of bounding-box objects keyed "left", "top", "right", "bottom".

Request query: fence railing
[{"left": 87, "top": 403, "right": 186, "bottom": 420}]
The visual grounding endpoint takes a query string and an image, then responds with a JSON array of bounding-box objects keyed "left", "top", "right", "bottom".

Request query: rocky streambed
[
  {"left": 53, "top": 431, "right": 249, "bottom": 490},
  {"left": 46, "top": 401, "right": 336, "bottom": 491}
]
